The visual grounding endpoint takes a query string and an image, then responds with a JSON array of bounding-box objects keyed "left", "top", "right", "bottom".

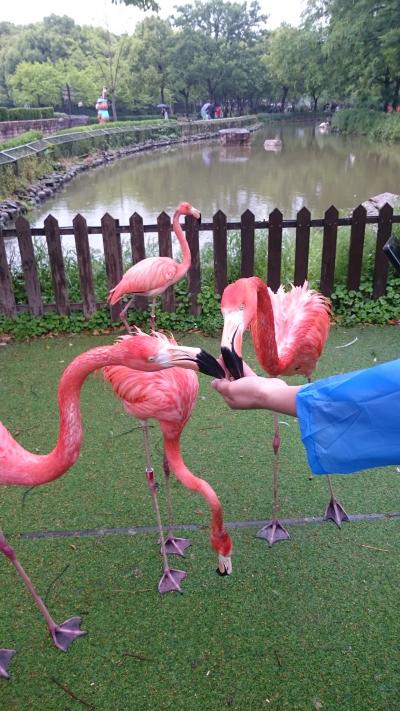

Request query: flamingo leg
[
  {"left": 141, "top": 423, "right": 186, "bottom": 593},
  {"left": 119, "top": 297, "right": 136, "bottom": 333},
  {"left": 162, "top": 449, "right": 192, "bottom": 557},
  {"left": 149, "top": 297, "right": 157, "bottom": 332},
  {"left": 323, "top": 474, "right": 350, "bottom": 528},
  {"left": 256, "top": 414, "right": 290, "bottom": 546},
  {"left": 0, "top": 530, "right": 86, "bottom": 665},
  {"left": 305, "top": 378, "right": 349, "bottom": 528}
]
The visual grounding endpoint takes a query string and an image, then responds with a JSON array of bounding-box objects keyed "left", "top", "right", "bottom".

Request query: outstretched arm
[{"left": 211, "top": 375, "right": 300, "bottom": 416}]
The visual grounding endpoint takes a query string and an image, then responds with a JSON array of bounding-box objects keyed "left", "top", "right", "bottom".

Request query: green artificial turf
[{"left": 0, "top": 326, "right": 400, "bottom": 709}]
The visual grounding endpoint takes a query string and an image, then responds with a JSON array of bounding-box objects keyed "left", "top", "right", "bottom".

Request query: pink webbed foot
[
  {"left": 324, "top": 497, "right": 350, "bottom": 528},
  {"left": 158, "top": 568, "right": 187, "bottom": 594},
  {"left": 50, "top": 617, "right": 86, "bottom": 652},
  {"left": 256, "top": 519, "right": 290, "bottom": 547},
  {"left": 163, "top": 536, "right": 192, "bottom": 557},
  {"left": 0, "top": 649, "right": 16, "bottom": 679}
]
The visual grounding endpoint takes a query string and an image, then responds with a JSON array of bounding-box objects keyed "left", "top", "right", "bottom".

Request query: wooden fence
[{"left": 0, "top": 204, "right": 399, "bottom": 321}]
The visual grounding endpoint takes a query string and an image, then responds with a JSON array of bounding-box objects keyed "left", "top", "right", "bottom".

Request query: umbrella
[{"left": 157, "top": 103, "right": 169, "bottom": 108}]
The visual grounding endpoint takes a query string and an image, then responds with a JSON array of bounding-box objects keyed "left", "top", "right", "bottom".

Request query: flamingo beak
[
  {"left": 221, "top": 311, "right": 244, "bottom": 380},
  {"left": 156, "top": 345, "right": 225, "bottom": 379},
  {"left": 217, "top": 555, "right": 232, "bottom": 576},
  {"left": 190, "top": 206, "right": 201, "bottom": 223}
]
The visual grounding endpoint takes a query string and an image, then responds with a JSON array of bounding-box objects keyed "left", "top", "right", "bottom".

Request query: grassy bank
[
  {"left": 0, "top": 327, "right": 400, "bottom": 709},
  {"left": 332, "top": 108, "right": 400, "bottom": 142}
]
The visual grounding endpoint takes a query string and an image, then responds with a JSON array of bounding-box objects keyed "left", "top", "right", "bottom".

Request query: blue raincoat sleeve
[{"left": 296, "top": 359, "right": 400, "bottom": 475}]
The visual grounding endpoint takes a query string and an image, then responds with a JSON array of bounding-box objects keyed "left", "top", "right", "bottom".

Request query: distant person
[
  {"left": 201, "top": 102, "right": 210, "bottom": 120},
  {"left": 208, "top": 104, "right": 215, "bottom": 119},
  {"left": 163, "top": 108, "right": 169, "bottom": 120},
  {"left": 214, "top": 104, "right": 223, "bottom": 119}
]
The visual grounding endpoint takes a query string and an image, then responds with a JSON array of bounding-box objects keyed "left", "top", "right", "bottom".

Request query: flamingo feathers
[
  {"left": 108, "top": 257, "right": 182, "bottom": 304},
  {"left": 260, "top": 280, "right": 331, "bottom": 377}
]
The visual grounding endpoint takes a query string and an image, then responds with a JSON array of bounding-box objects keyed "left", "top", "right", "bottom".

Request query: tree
[
  {"left": 9, "top": 61, "right": 62, "bottom": 106},
  {"left": 173, "top": 0, "right": 267, "bottom": 102},
  {"left": 127, "top": 17, "right": 175, "bottom": 106},
  {"left": 265, "top": 25, "right": 306, "bottom": 111},
  {"left": 304, "top": 0, "right": 400, "bottom": 108},
  {"left": 112, "top": 0, "right": 159, "bottom": 10}
]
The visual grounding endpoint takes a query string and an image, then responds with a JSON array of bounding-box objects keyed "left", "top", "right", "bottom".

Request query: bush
[
  {"left": 6, "top": 107, "right": 54, "bottom": 121},
  {"left": 332, "top": 108, "right": 400, "bottom": 142},
  {"left": 0, "top": 130, "right": 43, "bottom": 151}
]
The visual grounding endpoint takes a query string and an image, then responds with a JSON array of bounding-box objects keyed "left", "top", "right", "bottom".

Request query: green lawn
[{"left": 0, "top": 325, "right": 399, "bottom": 710}]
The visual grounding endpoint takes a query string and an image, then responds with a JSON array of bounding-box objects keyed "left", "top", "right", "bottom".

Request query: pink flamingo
[
  {"left": 108, "top": 201, "right": 201, "bottom": 331},
  {"left": 103, "top": 333, "right": 232, "bottom": 594},
  {"left": 220, "top": 276, "right": 348, "bottom": 545},
  {"left": 0, "top": 331, "right": 223, "bottom": 678}
]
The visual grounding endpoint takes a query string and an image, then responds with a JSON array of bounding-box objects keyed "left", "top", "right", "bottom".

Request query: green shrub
[
  {"left": 0, "top": 107, "right": 8, "bottom": 121},
  {"left": 332, "top": 109, "right": 400, "bottom": 142},
  {"left": 7, "top": 107, "right": 54, "bottom": 120},
  {"left": 0, "top": 130, "right": 43, "bottom": 151}
]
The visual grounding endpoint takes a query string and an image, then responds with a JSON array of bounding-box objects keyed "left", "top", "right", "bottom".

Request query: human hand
[{"left": 211, "top": 375, "right": 298, "bottom": 416}]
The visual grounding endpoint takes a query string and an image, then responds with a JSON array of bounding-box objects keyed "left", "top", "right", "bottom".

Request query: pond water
[{"left": 5, "top": 121, "right": 400, "bottom": 258}]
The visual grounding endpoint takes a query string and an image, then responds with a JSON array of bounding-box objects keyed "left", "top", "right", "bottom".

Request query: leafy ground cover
[{"left": 0, "top": 326, "right": 399, "bottom": 709}]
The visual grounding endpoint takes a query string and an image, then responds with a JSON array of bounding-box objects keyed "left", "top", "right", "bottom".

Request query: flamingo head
[
  {"left": 174, "top": 202, "right": 201, "bottom": 222},
  {"left": 220, "top": 278, "right": 257, "bottom": 379},
  {"left": 212, "top": 530, "right": 233, "bottom": 576},
  {"left": 112, "top": 330, "right": 225, "bottom": 378}
]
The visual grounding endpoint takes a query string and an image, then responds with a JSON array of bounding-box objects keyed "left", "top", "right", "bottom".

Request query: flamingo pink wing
[{"left": 108, "top": 257, "right": 178, "bottom": 304}]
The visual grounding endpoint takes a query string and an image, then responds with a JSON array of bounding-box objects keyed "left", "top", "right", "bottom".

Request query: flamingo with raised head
[
  {"left": 220, "top": 276, "right": 348, "bottom": 545},
  {"left": 0, "top": 331, "right": 224, "bottom": 678},
  {"left": 103, "top": 333, "right": 232, "bottom": 593},
  {"left": 108, "top": 201, "right": 201, "bottom": 331}
]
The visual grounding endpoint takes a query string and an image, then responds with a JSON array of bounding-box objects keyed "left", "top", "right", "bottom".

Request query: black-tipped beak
[
  {"left": 221, "top": 345, "right": 244, "bottom": 380},
  {"left": 197, "top": 349, "right": 225, "bottom": 379},
  {"left": 216, "top": 567, "right": 229, "bottom": 576}
]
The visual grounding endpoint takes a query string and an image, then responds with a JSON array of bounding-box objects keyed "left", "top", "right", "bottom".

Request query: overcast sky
[{"left": 1, "top": 0, "right": 305, "bottom": 34}]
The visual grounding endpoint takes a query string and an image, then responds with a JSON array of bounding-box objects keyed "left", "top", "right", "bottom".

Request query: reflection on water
[{"left": 5, "top": 122, "right": 400, "bottom": 258}]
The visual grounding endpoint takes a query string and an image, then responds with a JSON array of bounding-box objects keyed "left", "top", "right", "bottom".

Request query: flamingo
[
  {"left": 108, "top": 201, "right": 201, "bottom": 331},
  {"left": 220, "top": 276, "right": 348, "bottom": 545},
  {"left": 103, "top": 333, "right": 232, "bottom": 593},
  {"left": 0, "top": 331, "right": 224, "bottom": 678}
]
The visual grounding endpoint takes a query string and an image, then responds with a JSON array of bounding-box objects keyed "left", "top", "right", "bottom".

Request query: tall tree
[{"left": 305, "top": 0, "right": 400, "bottom": 108}]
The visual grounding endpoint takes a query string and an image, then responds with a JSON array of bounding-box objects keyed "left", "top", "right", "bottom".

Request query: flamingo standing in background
[
  {"left": 0, "top": 331, "right": 224, "bottom": 678},
  {"left": 103, "top": 333, "right": 232, "bottom": 594},
  {"left": 220, "top": 276, "right": 348, "bottom": 545},
  {"left": 108, "top": 201, "right": 201, "bottom": 562},
  {"left": 108, "top": 201, "right": 201, "bottom": 331}
]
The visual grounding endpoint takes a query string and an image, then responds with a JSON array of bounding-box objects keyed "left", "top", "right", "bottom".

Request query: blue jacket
[{"left": 296, "top": 359, "right": 400, "bottom": 474}]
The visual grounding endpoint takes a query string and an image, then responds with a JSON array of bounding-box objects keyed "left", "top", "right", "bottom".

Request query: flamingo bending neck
[{"left": 163, "top": 436, "right": 232, "bottom": 560}]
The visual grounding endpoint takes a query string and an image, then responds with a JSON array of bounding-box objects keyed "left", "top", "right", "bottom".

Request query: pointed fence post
[
  {"left": 213, "top": 210, "right": 227, "bottom": 296},
  {"left": 44, "top": 214, "right": 70, "bottom": 315},
  {"left": 267, "top": 208, "right": 282, "bottom": 292},
  {"left": 102, "top": 212, "right": 123, "bottom": 322},
  {"left": 294, "top": 207, "right": 310, "bottom": 286},
  {"left": 347, "top": 204, "right": 366, "bottom": 291},
  {"left": 73, "top": 213, "right": 96, "bottom": 318},
  {"left": 15, "top": 215, "right": 43, "bottom": 316},
  {"left": 373, "top": 203, "right": 392, "bottom": 299},
  {"left": 185, "top": 213, "right": 201, "bottom": 316},
  {"left": 158, "top": 211, "right": 175, "bottom": 312},
  {"left": 129, "top": 212, "right": 147, "bottom": 312},
  {"left": 320, "top": 205, "right": 338, "bottom": 297},
  {"left": 240, "top": 209, "right": 255, "bottom": 278},
  {"left": 0, "top": 229, "right": 17, "bottom": 317}
]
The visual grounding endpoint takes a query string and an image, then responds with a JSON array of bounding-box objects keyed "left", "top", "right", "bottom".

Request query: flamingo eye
[
  {"left": 239, "top": 304, "right": 245, "bottom": 310},
  {"left": 148, "top": 356, "right": 155, "bottom": 362}
]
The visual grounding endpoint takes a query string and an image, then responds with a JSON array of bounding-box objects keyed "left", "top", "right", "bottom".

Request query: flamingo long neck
[
  {"left": 1, "top": 346, "right": 116, "bottom": 487},
  {"left": 163, "top": 436, "right": 231, "bottom": 556},
  {"left": 250, "top": 278, "right": 284, "bottom": 376},
  {"left": 173, "top": 209, "right": 191, "bottom": 278}
]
